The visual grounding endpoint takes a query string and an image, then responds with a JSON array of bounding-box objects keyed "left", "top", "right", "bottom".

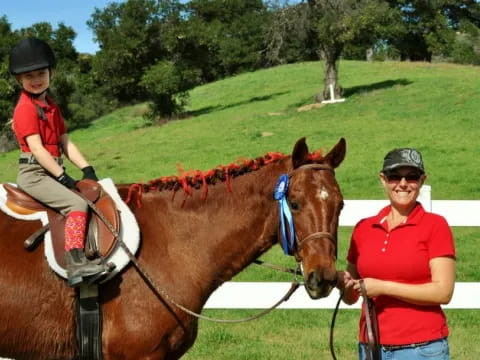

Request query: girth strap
[{"left": 76, "top": 284, "right": 103, "bottom": 360}]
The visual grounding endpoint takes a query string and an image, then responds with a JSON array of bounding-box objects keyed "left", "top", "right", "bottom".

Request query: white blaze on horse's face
[{"left": 316, "top": 186, "right": 329, "bottom": 201}]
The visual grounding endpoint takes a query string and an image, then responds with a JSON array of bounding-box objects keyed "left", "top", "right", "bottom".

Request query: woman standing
[{"left": 339, "top": 148, "right": 455, "bottom": 360}]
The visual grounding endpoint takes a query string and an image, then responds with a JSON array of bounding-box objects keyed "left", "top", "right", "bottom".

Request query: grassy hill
[{"left": 1, "top": 60, "right": 479, "bottom": 200}]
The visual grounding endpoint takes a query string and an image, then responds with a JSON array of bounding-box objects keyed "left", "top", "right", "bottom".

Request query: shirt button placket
[{"left": 382, "top": 233, "right": 390, "bottom": 252}]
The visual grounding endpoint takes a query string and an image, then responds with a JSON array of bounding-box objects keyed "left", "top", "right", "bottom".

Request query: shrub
[{"left": 140, "top": 60, "right": 200, "bottom": 121}]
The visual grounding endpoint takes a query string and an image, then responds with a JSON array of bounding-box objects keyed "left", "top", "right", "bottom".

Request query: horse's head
[{"left": 280, "top": 137, "right": 346, "bottom": 299}]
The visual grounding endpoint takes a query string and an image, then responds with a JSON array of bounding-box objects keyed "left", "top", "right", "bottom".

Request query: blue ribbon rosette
[{"left": 274, "top": 174, "right": 296, "bottom": 255}]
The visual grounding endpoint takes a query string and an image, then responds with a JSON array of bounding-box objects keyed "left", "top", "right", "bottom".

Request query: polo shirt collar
[
  {"left": 20, "top": 90, "right": 55, "bottom": 109},
  {"left": 374, "top": 202, "right": 425, "bottom": 229}
]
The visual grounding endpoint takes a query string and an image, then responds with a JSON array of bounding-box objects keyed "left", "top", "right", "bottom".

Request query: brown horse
[{"left": 0, "top": 137, "right": 346, "bottom": 360}]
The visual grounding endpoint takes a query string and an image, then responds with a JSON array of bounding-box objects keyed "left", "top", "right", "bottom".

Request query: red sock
[{"left": 64, "top": 211, "right": 88, "bottom": 251}]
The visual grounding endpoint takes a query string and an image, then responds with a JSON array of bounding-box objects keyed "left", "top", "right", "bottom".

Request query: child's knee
[{"left": 70, "top": 197, "right": 88, "bottom": 214}]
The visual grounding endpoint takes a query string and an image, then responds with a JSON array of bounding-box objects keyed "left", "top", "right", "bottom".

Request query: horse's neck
[
  {"left": 201, "top": 171, "right": 281, "bottom": 283},
  {"left": 138, "top": 161, "right": 287, "bottom": 296}
]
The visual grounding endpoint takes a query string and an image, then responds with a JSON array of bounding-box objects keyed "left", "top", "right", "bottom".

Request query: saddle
[{"left": 3, "top": 179, "right": 120, "bottom": 268}]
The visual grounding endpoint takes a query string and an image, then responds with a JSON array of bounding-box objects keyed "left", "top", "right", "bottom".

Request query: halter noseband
[{"left": 295, "top": 231, "right": 337, "bottom": 261}]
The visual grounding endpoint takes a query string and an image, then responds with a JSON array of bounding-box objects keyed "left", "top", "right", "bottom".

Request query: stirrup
[
  {"left": 67, "top": 263, "right": 115, "bottom": 287},
  {"left": 84, "top": 263, "right": 116, "bottom": 286},
  {"left": 68, "top": 276, "right": 84, "bottom": 288}
]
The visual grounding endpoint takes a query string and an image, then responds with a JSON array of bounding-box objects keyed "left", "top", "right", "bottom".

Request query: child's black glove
[
  {"left": 81, "top": 166, "right": 99, "bottom": 181},
  {"left": 56, "top": 172, "right": 77, "bottom": 189}
]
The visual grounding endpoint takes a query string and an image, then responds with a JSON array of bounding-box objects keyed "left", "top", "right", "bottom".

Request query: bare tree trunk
[{"left": 314, "top": 49, "right": 343, "bottom": 103}]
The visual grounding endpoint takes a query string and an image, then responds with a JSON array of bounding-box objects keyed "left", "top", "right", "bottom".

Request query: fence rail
[
  {"left": 204, "top": 282, "right": 480, "bottom": 309},
  {"left": 206, "top": 186, "right": 480, "bottom": 309}
]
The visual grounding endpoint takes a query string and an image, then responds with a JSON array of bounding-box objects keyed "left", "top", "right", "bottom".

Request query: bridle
[
  {"left": 281, "top": 163, "right": 339, "bottom": 264},
  {"left": 295, "top": 231, "right": 337, "bottom": 261}
]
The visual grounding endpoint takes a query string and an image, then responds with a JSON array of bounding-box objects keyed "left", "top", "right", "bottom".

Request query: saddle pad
[{"left": 0, "top": 178, "right": 140, "bottom": 282}]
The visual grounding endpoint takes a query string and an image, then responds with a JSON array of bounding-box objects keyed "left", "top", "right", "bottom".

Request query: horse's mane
[{"left": 126, "top": 149, "right": 323, "bottom": 207}]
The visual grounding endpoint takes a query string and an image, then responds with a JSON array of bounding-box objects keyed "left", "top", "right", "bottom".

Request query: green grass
[
  {"left": 1, "top": 60, "right": 479, "bottom": 358},
  {"left": 182, "top": 310, "right": 480, "bottom": 360}
]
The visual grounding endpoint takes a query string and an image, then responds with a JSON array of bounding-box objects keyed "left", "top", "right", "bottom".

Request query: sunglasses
[{"left": 385, "top": 172, "right": 422, "bottom": 182}]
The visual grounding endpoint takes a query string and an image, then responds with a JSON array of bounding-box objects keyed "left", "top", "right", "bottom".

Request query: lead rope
[
  {"left": 84, "top": 196, "right": 301, "bottom": 323},
  {"left": 329, "top": 289, "right": 344, "bottom": 360},
  {"left": 253, "top": 259, "right": 302, "bottom": 275},
  {"left": 330, "top": 280, "right": 381, "bottom": 360},
  {"left": 360, "top": 279, "right": 380, "bottom": 360}
]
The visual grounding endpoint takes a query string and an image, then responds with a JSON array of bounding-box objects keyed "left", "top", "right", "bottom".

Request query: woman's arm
[
  {"left": 25, "top": 134, "right": 64, "bottom": 177},
  {"left": 60, "top": 134, "right": 90, "bottom": 170},
  {"left": 353, "top": 256, "right": 456, "bottom": 305}
]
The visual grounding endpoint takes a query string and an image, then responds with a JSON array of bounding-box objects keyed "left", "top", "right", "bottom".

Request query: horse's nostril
[
  {"left": 307, "top": 270, "right": 320, "bottom": 288},
  {"left": 306, "top": 269, "right": 336, "bottom": 289}
]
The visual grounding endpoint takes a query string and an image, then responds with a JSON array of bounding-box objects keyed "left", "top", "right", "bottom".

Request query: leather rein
[
  {"left": 329, "top": 280, "right": 380, "bottom": 360},
  {"left": 360, "top": 279, "right": 380, "bottom": 360}
]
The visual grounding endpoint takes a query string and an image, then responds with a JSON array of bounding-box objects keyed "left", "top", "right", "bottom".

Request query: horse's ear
[
  {"left": 324, "top": 138, "right": 346, "bottom": 169},
  {"left": 292, "top": 137, "right": 309, "bottom": 169}
]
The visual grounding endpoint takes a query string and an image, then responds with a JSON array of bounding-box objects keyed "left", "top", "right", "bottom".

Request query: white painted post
[
  {"left": 321, "top": 83, "right": 345, "bottom": 104},
  {"left": 329, "top": 84, "right": 335, "bottom": 101}
]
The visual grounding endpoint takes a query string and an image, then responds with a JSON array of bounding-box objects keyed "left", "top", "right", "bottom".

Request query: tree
[
  {"left": 307, "top": 0, "right": 396, "bottom": 102},
  {"left": 386, "top": 0, "right": 480, "bottom": 61},
  {"left": 88, "top": 0, "right": 271, "bottom": 119},
  {"left": 184, "top": 0, "right": 270, "bottom": 78},
  {"left": 0, "top": 16, "right": 18, "bottom": 127},
  {"left": 88, "top": 0, "right": 175, "bottom": 103},
  {"left": 140, "top": 60, "right": 200, "bottom": 119},
  {"left": 263, "top": 1, "right": 316, "bottom": 66}
]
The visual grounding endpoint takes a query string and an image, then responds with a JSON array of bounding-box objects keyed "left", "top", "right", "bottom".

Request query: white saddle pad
[{"left": 0, "top": 178, "right": 140, "bottom": 282}]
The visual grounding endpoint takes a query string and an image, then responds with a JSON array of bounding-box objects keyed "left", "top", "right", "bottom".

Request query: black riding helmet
[{"left": 9, "top": 37, "right": 56, "bottom": 75}]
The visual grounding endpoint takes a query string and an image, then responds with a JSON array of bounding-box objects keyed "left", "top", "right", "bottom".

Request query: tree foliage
[
  {"left": 141, "top": 60, "right": 201, "bottom": 119},
  {"left": 263, "top": 1, "right": 316, "bottom": 65},
  {"left": 88, "top": 0, "right": 270, "bottom": 119},
  {"left": 386, "top": 0, "right": 480, "bottom": 61},
  {"left": 183, "top": 0, "right": 270, "bottom": 78},
  {"left": 88, "top": 0, "right": 170, "bottom": 103}
]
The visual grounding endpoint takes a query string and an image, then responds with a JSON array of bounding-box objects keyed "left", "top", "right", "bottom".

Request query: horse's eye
[{"left": 290, "top": 201, "right": 300, "bottom": 211}]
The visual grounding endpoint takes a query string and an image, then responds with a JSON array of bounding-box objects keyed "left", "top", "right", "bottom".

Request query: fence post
[{"left": 419, "top": 184, "right": 431, "bottom": 211}]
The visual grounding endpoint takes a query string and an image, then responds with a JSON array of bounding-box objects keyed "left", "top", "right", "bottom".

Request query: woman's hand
[
  {"left": 352, "top": 278, "right": 386, "bottom": 298},
  {"left": 336, "top": 270, "right": 356, "bottom": 290}
]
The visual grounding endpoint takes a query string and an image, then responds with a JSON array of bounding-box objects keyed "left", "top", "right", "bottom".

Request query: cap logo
[{"left": 399, "top": 149, "right": 422, "bottom": 167}]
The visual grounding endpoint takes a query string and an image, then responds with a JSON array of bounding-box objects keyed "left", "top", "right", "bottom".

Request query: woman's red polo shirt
[
  {"left": 13, "top": 91, "right": 66, "bottom": 157},
  {"left": 347, "top": 202, "right": 455, "bottom": 345}
]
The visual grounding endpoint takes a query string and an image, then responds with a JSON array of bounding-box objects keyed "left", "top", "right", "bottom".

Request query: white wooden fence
[{"left": 205, "top": 186, "right": 480, "bottom": 309}]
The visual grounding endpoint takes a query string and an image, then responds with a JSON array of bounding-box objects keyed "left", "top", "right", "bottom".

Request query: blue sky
[{"left": 1, "top": 1, "right": 125, "bottom": 54}]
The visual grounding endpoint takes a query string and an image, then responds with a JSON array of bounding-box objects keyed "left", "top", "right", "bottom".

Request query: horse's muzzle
[{"left": 304, "top": 269, "right": 337, "bottom": 299}]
